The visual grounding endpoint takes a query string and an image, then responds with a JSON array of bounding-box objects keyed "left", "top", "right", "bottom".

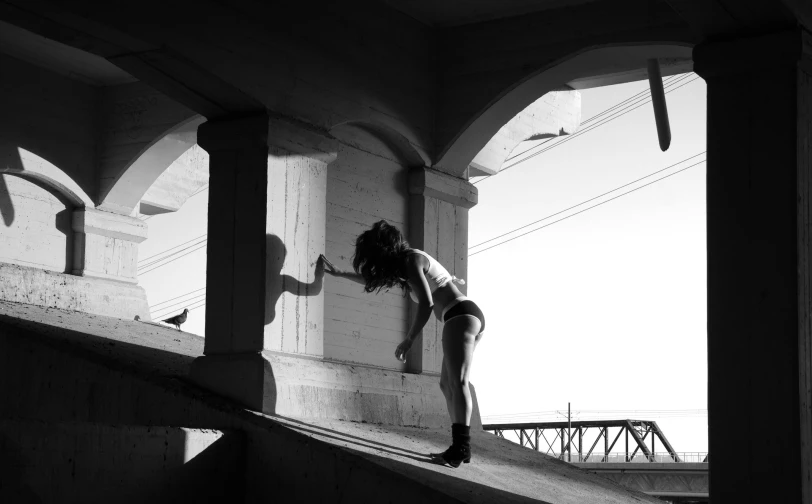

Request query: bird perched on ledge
[{"left": 162, "top": 308, "right": 189, "bottom": 331}]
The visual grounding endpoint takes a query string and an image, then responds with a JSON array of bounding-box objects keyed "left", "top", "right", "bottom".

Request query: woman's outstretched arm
[
  {"left": 320, "top": 254, "right": 366, "bottom": 285},
  {"left": 395, "top": 254, "right": 433, "bottom": 363}
]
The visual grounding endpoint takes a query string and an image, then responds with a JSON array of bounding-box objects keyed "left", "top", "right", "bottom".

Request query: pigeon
[{"left": 162, "top": 308, "right": 189, "bottom": 331}]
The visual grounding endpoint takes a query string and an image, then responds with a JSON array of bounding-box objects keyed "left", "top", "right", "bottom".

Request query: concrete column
[
  {"left": 406, "top": 167, "right": 477, "bottom": 373},
  {"left": 190, "top": 113, "right": 336, "bottom": 412},
  {"left": 264, "top": 118, "right": 337, "bottom": 357},
  {"left": 694, "top": 30, "right": 812, "bottom": 503},
  {"left": 72, "top": 207, "right": 148, "bottom": 283}
]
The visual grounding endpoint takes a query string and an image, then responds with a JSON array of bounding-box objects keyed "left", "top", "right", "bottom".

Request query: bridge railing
[{"left": 566, "top": 451, "right": 709, "bottom": 463}]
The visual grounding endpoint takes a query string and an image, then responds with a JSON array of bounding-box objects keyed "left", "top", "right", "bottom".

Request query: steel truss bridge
[{"left": 483, "top": 420, "right": 709, "bottom": 503}]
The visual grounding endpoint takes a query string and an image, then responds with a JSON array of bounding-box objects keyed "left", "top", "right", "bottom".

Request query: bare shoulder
[{"left": 405, "top": 250, "right": 429, "bottom": 271}]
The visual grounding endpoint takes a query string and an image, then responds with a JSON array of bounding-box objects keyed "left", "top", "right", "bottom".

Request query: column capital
[
  {"left": 268, "top": 115, "right": 338, "bottom": 165},
  {"left": 197, "top": 113, "right": 270, "bottom": 152},
  {"left": 72, "top": 208, "right": 148, "bottom": 243},
  {"left": 694, "top": 29, "right": 812, "bottom": 79},
  {"left": 71, "top": 208, "right": 147, "bottom": 283},
  {"left": 409, "top": 167, "right": 478, "bottom": 209}
]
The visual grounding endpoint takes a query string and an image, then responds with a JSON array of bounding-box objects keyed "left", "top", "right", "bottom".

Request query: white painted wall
[
  {"left": 324, "top": 126, "right": 410, "bottom": 370},
  {"left": 0, "top": 174, "right": 73, "bottom": 273}
]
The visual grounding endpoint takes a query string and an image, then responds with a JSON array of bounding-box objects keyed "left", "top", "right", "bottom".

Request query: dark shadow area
[
  {"left": 0, "top": 419, "right": 244, "bottom": 504},
  {"left": 264, "top": 234, "right": 324, "bottom": 325},
  {"left": 0, "top": 432, "right": 43, "bottom": 504},
  {"left": 0, "top": 311, "right": 199, "bottom": 383},
  {"left": 340, "top": 446, "right": 552, "bottom": 504},
  {"left": 0, "top": 175, "right": 13, "bottom": 227},
  {"left": 271, "top": 413, "right": 437, "bottom": 463}
]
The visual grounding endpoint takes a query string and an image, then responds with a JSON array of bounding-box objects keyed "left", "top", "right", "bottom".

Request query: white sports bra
[{"left": 406, "top": 249, "right": 465, "bottom": 302}]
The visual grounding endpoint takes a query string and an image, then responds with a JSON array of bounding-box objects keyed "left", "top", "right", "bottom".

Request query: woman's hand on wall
[{"left": 395, "top": 339, "right": 413, "bottom": 363}]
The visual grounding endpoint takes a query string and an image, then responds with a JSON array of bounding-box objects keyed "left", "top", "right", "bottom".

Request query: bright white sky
[{"left": 138, "top": 73, "right": 708, "bottom": 454}]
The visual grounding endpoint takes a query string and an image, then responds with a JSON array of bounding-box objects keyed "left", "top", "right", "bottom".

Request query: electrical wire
[
  {"left": 150, "top": 287, "right": 207, "bottom": 309},
  {"left": 500, "top": 75, "right": 682, "bottom": 166},
  {"left": 469, "top": 152, "right": 706, "bottom": 250},
  {"left": 473, "top": 73, "right": 699, "bottom": 185},
  {"left": 139, "top": 234, "right": 207, "bottom": 265},
  {"left": 139, "top": 242, "right": 208, "bottom": 276},
  {"left": 499, "top": 75, "right": 699, "bottom": 173},
  {"left": 469, "top": 158, "right": 705, "bottom": 257},
  {"left": 151, "top": 293, "right": 207, "bottom": 318}
]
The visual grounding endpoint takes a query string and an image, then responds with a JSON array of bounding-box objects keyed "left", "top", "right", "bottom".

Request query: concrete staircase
[{"left": 0, "top": 301, "right": 660, "bottom": 504}]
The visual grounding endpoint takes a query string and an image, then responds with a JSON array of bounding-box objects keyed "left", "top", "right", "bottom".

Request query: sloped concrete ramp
[
  {"left": 271, "top": 416, "right": 658, "bottom": 504},
  {"left": 0, "top": 301, "right": 658, "bottom": 503}
]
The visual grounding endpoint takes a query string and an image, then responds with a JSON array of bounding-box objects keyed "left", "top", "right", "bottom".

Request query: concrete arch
[
  {"left": 436, "top": 44, "right": 694, "bottom": 177},
  {"left": 329, "top": 120, "right": 430, "bottom": 168},
  {"left": 0, "top": 147, "right": 93, "bottom": 208},
  {"left": 98, "top": 115, "right": 206, "bottom": 215}
]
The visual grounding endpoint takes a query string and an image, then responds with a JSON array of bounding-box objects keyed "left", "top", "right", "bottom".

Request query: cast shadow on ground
[
  {"left": 271, "top": 414, "right": 441, "bottom": 465},
  {"left": 264, "top": 234, "right": 324, "bottom": 325}
]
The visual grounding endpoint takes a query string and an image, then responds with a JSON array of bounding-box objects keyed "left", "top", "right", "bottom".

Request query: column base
[
  {"left": 189, "top": 351, "right": 482, "bottom": 429},
  {"left": 0, "top": 262, "right": 150, "bottom": 320}
]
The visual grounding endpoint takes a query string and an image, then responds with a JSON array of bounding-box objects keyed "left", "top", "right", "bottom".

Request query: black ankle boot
[{"left": 442, "top": 423, "right": 472, "bottom": 468}]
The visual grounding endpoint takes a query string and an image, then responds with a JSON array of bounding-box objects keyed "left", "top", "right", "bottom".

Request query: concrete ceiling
[
  {"left": 382, "top": 0, "right": 602, "bottom": 26},
  {"left": 0, "top": 20, "right": 135, "bottom": 86}
]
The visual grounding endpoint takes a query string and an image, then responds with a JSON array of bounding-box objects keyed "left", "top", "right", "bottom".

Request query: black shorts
[{"left": 443, "top": 300, "right": 485, "bottom": 334}]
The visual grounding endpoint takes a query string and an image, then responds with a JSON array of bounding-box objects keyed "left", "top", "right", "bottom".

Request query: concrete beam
[{"left": 468, "top": 89, "right": 581, "bottom": 176}]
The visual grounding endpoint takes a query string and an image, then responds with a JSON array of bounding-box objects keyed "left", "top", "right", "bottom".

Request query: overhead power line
[
  {"left": 470, "top": 152, "right": 706, "bottom": 250},
  {"left": 139, "top": 242, "right": 208, "bottom": 276},
  {"left": 150, "top": 286, "right": 206, "bottom": 309},
  {"left": 469, "top": 157, "right": 706, "bottom": 257},
  {"left": 474, "top": 73, "right": 699, "bottom": 185},
  {"left": 502, "top": 75, "right": 682, "bottom": 166}
]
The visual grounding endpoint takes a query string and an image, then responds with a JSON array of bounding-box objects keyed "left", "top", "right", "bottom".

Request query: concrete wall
[
  {"left": 324, "top": 125, "right": 411, "bottom": 370},
  {"left": 0, "top": 53, "right": 98, "bottom": 201},
  {"left": 0, "top": 174, "right": 74, "bottom": 273},
  {"left": 140, "top": 143, "right": 209, "bottom": 214},
  {"left": 0, "top": 419, "right": 244, "bottom": 504},
  {"left": 97, "top": 83, "right": 197, "bottom": 214}
]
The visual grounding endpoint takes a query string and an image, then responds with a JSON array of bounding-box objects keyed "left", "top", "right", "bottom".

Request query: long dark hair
[{"left": 353, "top": 220, "right": 410, "bottom": 293}]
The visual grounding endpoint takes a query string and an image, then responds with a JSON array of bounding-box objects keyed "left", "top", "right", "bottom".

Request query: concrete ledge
[
  {"left": 190, "top": 351, "right": 482, "bottom": 429},
  {"left": 0, "top": 263, "right": 150, "bottom": 320}
]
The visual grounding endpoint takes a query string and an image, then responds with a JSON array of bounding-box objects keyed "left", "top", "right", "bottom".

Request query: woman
[{"left": 321, "top": 220, "right": 485, "bottom": 468}]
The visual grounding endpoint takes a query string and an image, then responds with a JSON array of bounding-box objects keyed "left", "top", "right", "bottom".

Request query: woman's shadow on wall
[{"left": 264, "top": 234, "right": 324, "bottom": 326}]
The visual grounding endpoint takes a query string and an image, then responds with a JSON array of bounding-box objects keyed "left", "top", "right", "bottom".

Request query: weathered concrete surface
[
  {"left": 578, "top": 462, "right": 708, "bottom": 499},
  {"left": 324, "top": 125, "right": 412, "bottom": 370},
  {"left": 97, "top": 83, "right": 197, "bottom": 215},
  {"left": 0, "top": 174, "right": 74, "bottom": 274},
  {"left": 193, "top": 350, "right": 473, "bottom": 429},
  {"left": 72, "top": 207, "right": 148, "bottom": 283},
  {"left": 408, "top": 167, "right": 477, "bottom": 373},
  {"left": 468, "top": 90, "right": 581, "bottom": 177},
  {"left": 139, "top": 143, "right": 209, "bottom": 215},
  {"left": 0, "top": 264, "right": 150, "bottom": 320},
  {"left": 0, "top": 300, "right": 658, "bottom": 503},
  {"left": 0, "top": 419, "right": 243, "bottom": 504}
]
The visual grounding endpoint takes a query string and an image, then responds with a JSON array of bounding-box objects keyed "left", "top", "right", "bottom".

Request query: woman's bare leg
[
  {"left": 439, "top": 359, "right": 457, "bottom": 424},
  {"left": 442, "top": 315, "right": 482, "bottom": 426}
]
